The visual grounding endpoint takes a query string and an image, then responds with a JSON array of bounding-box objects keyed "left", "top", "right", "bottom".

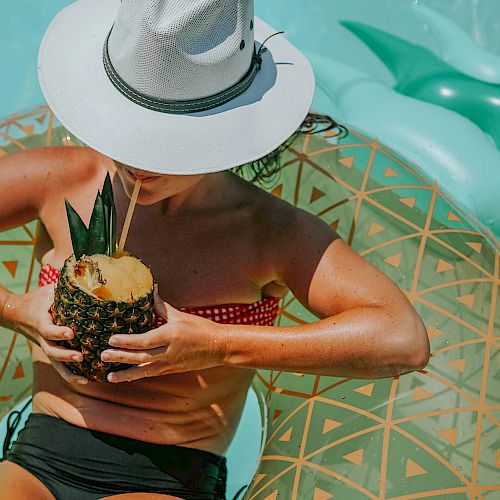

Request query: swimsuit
[{"left": 4, "top": 263, "right": 280, "bottom": 500}]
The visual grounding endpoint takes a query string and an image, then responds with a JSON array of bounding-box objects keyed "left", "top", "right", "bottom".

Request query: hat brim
[{"left": 38, "top": 0, "right": 315, "bottom": 174}]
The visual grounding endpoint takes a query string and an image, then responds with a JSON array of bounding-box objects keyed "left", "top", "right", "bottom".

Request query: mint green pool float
[{"left": 0, "top": 106, "right": 498, "bottom": 498}]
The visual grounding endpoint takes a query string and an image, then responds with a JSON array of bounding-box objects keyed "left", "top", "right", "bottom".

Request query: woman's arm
[
  {"left": 103, "top": 204, "right": 430, "bottom": 382},
  {"left": 222, "top": 206, "right": 430, "bottom": 379}
]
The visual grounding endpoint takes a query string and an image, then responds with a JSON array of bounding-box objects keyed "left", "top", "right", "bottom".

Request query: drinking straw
[{"left": 118, "top": 178, "right": 142, "bottom": 251}]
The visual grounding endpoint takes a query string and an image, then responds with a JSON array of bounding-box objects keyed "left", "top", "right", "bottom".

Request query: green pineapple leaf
[
  {"left": 65, "top": 199, "right": 88, "bottom": 261},
  {"left": 101, "top": 172, "right": 116, "bottom": 256},
  {"left": 86, "top": 193, "right": 106, "bottom": 256}
]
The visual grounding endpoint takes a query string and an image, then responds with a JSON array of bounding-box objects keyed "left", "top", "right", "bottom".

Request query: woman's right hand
[{"left": 4, "top": 285, "right": 88, "bottom": 384}]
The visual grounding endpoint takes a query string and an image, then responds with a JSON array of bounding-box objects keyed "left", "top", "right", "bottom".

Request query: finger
[
  {"left": 108, "top": 362, "right": 162, "bottom": 383},
  {"left": 40, "top": 338, "right": 83, "bottom": 363},
  {"left": 101, "top": 346, "right": 167, "bottom": 364},
  {"left": 50, "top": 360, "right": 88, "bottom": 385},
  {"left": 153, "top": 284, "right": 168, "bottom": 319},
  {"left": 108, "top": 329, "right": 166, "bottom": 350},
  {"left": 42, "top": 315, "right": 74, "bottom": 341}
]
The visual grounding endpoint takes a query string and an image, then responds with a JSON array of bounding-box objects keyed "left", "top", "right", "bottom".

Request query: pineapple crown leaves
[{"left": 65, "top": 172, "right": 117, "bottom": 260}]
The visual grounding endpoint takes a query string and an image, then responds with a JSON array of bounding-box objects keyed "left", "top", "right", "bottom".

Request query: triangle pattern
[
  {"left": 279, "top": 427, "right": 293, "bottom": 442},
  {"left": 384, "top": 252, "right": 402, "bottom": 268},
  {"left": 465, "top": 242, "right": 482, "bottom": 254},
  {"left": 406, "top": 459, "right": 427, "bottom": 478},
  {"left": 447, "top": 211, "right": 462, "bottom": 222},
  {"left": 322, "top": 418, "right": 342, "bottom": 435},
  {"left": 20, "top": 125, "right": 34, "bottom": 136},
  {"left": 413, "top": 386, "right": 433, "bottom": 401},
  {"left": 314, "top": 487, "right": 333, "bottom": 500},
  {"left": 447, "top": 358, "right": 466, "bottom": 373},
  {"left": 427, "top": 327, "right": 443, "bottom": 340},
  {"left": 264, "top": 491, "right": 278, "bottom": 500},
  {"left": 272, "top": 184, "right": 283, "bottom": 198},
  {"left": 330, "top": 220, "right": 340, "bottom": 231},
  {"left": 437, "top": 428, "right": 458, "bottom": 446},
  {"left": 35, "top": 114, "right": 47, "bottom": 124},
  {"left": 338, "top": 156, "right": 354, "bottom": 168},
  {"left": 310, "top": 187, "right": 326, "bottom": 203},
  {"left": 400, "top": 196, "right": 416, "bottom": 208},
  {"left": 436, "top": 259, "right": 454, "bottom": 273},
  {"left": 384, "top": 166, "right": 399, "bottom": 177},
  {"left": 343, "top": 448, "right": 364, "bottom": 466},
  {"left": 2, "top": 261, "right": 18, "bottom": 278},
  {"left": 272, "top": 410, "right": 282, "bottom": 425},
  {"left": 354, "top": 383, "right": 374, "bottom": 397},
  {"left": 456, "top": 294, "right": 475, "bottom": 309},
  {"left": 368, "top": 222, "right": 385, "bottom": 237},
  {"left": 12, "top": 361, "right": 24, "bottom": 380}
]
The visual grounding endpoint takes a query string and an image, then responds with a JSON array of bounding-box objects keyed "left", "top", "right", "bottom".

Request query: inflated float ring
[{"left": 0, "top": 106, "right": 498, "bottom": 498}]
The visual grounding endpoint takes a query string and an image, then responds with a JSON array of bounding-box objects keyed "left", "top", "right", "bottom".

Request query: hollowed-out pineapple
[{"left": 50, "top": 173, "right": 154, "bottom": 382}]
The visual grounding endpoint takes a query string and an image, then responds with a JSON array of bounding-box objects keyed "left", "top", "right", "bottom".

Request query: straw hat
[{"left": 38, "top": 0, "right": 315, "bottom": 174}]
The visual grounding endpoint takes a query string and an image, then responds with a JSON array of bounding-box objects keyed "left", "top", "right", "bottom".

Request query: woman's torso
[{"left": 31, "top": 149, "right": 289, "bottom": 455}]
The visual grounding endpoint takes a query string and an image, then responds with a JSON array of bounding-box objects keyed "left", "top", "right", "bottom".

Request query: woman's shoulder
[
  {"left": 232, "top": 174, "right": 341, "bottom": 255},
  {"left": 0, "top": 145, "right": 111, "bottom": 231}
]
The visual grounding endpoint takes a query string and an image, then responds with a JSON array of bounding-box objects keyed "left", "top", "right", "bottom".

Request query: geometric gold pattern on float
[
  {"left": 12, "top": 361, "right": 24, "bottom": 380},
  {"left": 271, "top": 184, "right": 283, "bottom": 198},
  {"left": 2, "top": 261, "right": 17, "bottom": 278},
  {"left": 322, "top": 418, "right": 342, "bottom": 434},
  {"left": 405, "top": 459, "right": 427, "bottom": 478},
  {"left": 313, "top": 487, "right": 333, "bottom": 500},
  {"left": 368, "top": 222, "right": 385, "bottom": 236},
  {"left": 400, "top": 196, "right": 416, "bottom": 208},
  {"left": 465, "top": 241, "right": 482, "bottom": 254},
  {"left": 20, "top": 125, "right": 34, "bottom": 136},
  {"left": 384, "top": 166, "right": 399, "bottom": 177},
  {"left": 338, "top": 156, "right": 354, "bottom": 169},
  {"left": 343, "top": 448, "right": 364, "bottom": 466},
  {"left": 279, "top": 427, "right": 293, "bottom": 442},
  {"left": 456, "top": 293, "right": 475, "bottom": 308},
  {"left": 354, "top": 383, "right": 375, "bottom": 397},
  {"left": 427, "top": 326, "right": 443, "bottom": 339},
  {"left": 437, "top": 427, "right": 458, "bottom": 446},
  {"left": 412, "top": 386, "right": 434, "bottom": 401},
  {"left": 447, "top": 210, "right": 462, "bottom": 222},
  {"left": 310, "top": 187, "right": 326, "bottom": 203},
  {"left": 3, "top": 109, "right": 499, "bottom": 499},
  {"left": 436, "top": 258, "right": 454, "bottom": 273},
  {"left": 384, "top": 252, "right": 402, "bottom": 268},
  {"left": 447, "top": 358, "right": 466, "bottom": 373}
]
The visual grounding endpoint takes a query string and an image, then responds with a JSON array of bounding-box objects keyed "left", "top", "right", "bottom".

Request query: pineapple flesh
[{"left": 51, "top": 173, "right": 154, "bottom": 382}]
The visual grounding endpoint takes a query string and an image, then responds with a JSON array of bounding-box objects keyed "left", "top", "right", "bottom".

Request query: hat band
[{"left": 102, "top": 30, "right": 265, "bottom": 114}]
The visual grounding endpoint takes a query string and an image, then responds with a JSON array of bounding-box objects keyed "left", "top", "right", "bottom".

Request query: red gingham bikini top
[{"left": 40, "top": 263, "right": 280, "bottom": 327}]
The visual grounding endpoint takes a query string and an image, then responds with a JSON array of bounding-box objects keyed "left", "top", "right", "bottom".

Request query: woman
[{"left": 0, "top": 0, "right": 430, "bottom": 498}]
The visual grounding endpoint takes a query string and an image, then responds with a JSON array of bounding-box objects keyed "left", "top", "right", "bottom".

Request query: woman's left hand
[{"left": 101, "top": 285, "right": 228, "bottom": 383}]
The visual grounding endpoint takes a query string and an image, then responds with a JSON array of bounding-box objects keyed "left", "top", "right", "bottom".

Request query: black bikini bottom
[{"left": 4, "top": 413, "right": 226, "bottom": 499}]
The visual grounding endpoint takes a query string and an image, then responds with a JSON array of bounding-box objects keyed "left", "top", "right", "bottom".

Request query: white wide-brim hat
[{"left": 38, "top": 0, "right": 315, "bottom": 175}]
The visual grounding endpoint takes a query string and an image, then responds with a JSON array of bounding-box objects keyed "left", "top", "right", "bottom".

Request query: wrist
[
  {"left": 0, "top": 292, "right": 19, "bottom": 330},
  {"left": 210, "top": 320, "right": 231, "bottom": 366}
]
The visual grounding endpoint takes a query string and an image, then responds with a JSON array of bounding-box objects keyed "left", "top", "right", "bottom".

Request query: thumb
[{"left": 153, "top": 284, "right": 168, "bottom": 319}]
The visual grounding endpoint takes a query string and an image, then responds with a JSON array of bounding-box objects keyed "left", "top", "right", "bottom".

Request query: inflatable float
[{"left": 0, "top": 105, "right": 498, "bottom": 498}]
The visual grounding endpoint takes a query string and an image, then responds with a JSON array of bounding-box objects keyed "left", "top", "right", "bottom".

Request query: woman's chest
[{"left": 121, "top": 208, "right": 277, "bottom": 307}]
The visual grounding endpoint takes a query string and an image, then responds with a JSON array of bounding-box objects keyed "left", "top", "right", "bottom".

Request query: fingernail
[
  {"left": 77, "top": 379, "right": 88, "bottom": 385},
  {"left": 101, "top": 353, "right": 110, "bottom": 361},
  {"left": 65, "top": 331, "right": 73, "bottom": 339},
  {"left": 107, "top": 374, "right": 116, "bottom": 383},
  {"left": 72, "top": 354, "right": 82, "bottom": 362}
]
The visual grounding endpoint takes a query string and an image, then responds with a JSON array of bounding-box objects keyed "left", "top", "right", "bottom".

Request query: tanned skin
[{"left": 0, "top": 146, "right": 430, "bottom": 498}]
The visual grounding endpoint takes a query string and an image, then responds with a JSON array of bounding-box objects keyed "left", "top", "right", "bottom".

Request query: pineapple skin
[{"left": 50, "top": 256, "right": 154, "bottom": 382}]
